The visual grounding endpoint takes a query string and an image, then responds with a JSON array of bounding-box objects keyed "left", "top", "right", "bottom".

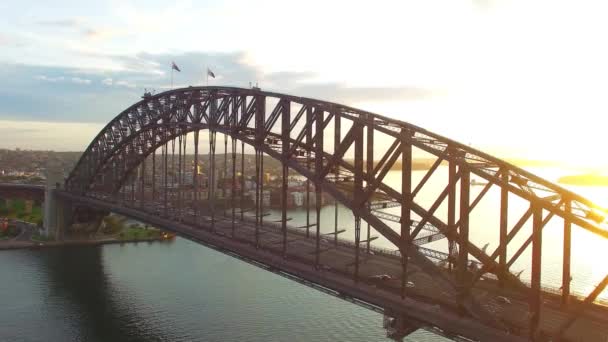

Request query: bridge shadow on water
[{"left": 38, "top": 246, "right": 170, "bottom": 342}]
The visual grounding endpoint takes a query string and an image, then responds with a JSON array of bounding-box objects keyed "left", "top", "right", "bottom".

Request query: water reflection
[
  {"left": 1, "top": 238, "right": 454, "bottom": 341},
  {"left": 2, "top": 165, "right": 603, "bottom": 341},
  {"left": 37, "top": 246, "right": 170, "bottom": 342}
]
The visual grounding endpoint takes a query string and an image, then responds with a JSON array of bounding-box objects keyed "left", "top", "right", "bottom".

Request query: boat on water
[{"left": 160, "top": 231, "right": 176, "bottom": 240}]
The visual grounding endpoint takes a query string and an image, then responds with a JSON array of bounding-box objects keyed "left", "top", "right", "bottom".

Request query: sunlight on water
[
  {"left": 318, "top": 166, "right": 608, "bottom": 301},
  {"left": 262, "top": 165, "right": 608, "bottom": 303}
]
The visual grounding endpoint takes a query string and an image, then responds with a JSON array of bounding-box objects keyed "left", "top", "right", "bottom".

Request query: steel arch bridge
[{"left": 57, "top": 86, "right": 608, "bottom": 341}]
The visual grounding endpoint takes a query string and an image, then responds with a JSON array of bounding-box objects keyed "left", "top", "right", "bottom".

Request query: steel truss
[{"left": 65, "top": 86, "right": 608, "bottom": 340}]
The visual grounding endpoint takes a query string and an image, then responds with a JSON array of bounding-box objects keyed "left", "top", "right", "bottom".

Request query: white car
[
  {"left": 369, "top": 274, "right": 393, "bottom": 281},
  {"left": 496, "top": 296, "right": 512, "bottom": 305}
]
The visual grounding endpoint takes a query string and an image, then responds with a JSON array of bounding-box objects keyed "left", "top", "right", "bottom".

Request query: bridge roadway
[
  {"left": 0, "top": 183, "right": 44, "bottom": 200},
  {"left": 57, "top": 190, "right": 608, "bottom": 341}
]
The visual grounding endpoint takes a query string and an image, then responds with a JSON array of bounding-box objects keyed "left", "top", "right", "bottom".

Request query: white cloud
[
  {"left": 35, "top": 75, "right": 65, "bottom": 82},
  {"left": 101, "top": 77, "right": 135, "bottom": 88},
  {"left": 70, "top": 77, "right": 91, "bottom": 85},
  {"left": 35, "top": 75, "right": 92, "bottom": 85},
  {"left": 36, "top": 18, "right": 82, "bottom": 27},
  {"left": 115, "top": 80, "right": 136, "bottom": 88}
]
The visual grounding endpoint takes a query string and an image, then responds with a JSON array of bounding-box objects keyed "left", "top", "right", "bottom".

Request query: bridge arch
[
  {"left": 65, "top": 87, "right": 608, "bottom": 324},
  {"left": 66, "top": 89, "right": 421, "bottom": 262}
]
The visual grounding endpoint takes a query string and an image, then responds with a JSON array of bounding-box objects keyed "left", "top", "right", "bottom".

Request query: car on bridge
[
  {"left": 369, "top": 274, "right": 393, "bottom": 281},
  {"left": 496, "top": 296, "right": 512, "bottom": 305}
]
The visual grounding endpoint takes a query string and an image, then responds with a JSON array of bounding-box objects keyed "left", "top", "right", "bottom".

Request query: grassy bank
[
  {"left": 119, "top": 224, "right": 162, "bottom": 240},
  {"left": 0, "top": 199, "right": 43, "bottom": 226}
]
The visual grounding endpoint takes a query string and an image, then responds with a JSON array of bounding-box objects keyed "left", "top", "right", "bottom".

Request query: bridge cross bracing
[{"left": 52, "top": 86, "right": 608, "bottom": 341}]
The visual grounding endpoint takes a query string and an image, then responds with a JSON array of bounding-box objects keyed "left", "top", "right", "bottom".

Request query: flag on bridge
[
  {"left": 207, "top": 68, "right": 216, "bottom": 78},
  {"left": 172, "top": 61, "right": 181, "bottom": 72}
]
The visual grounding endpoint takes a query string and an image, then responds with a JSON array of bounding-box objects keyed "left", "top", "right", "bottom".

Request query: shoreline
[{"left": 0, "top": 236, "right": 172, "bottom": 251}]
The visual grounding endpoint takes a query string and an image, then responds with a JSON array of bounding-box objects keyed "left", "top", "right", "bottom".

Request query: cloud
[
  {"left": 257, "top": 70, "right": 438, "bottom": 104},
  {"left": 472, "top": 0, "right": 502, "bottom": 10},
  {"left": 70, "top": 77, "right": 91, "bottom": 85},
  {"left": 82, "top": 28, "right": 119, "bottom": 40},
  {"left": 264, "top": 71, "right": 316, "bottom": 83},
  {"left": 1, "top": 63, "right": 140, "bottom": 124},
  {"left": 101, "top": 78, "right": 135, "bottom": 88},
  {"left": 35, "top": 75, "right": 65, "bottom": 82},
  {"left": 36, "top": 17, "right": 115, "bottom": 41},
  {"left": 82, "top": 28, "right": 98, "bottom": 37},
  {"left": 115, "top": 80, "right": 136, "bottom": 88},
  {"left": 8, "top": 51, "right": 437, "bottom": 129},
  {"left": 0, "top": 33, "right": 28, "bottom": 48},
  {"left": 282, "top": 83, "right": 438, "bottom": 104},
  {"left": 35, "top": 75, "right": 92, "bottom": 85},
  {"left": 36, "top": 18, "right": 81, "bottom": 27}
]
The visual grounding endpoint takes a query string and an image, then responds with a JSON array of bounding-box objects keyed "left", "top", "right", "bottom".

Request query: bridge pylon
[
  {"left": 383, "top": 309, "right": 420, "bottom": 341},
  {"left": 43, "top": 165, "right": 71, "bottom": 239}
]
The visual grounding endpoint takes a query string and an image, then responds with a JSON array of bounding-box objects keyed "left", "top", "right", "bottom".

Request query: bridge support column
[
  {"left": 353, "top": 121, "right": 364, "bottom": 281},
  {"left": 240, "top": 140, "right": 245, "bottom": 222},
  {"left": 333, "top": 112, "right": 340, "bottom": 247},
  {"left": 43, "top": 167, "right": 71, "bottom": 240},
  {"left": 457, "top": 166, "right": 470, "bottom": 302},
  {"left": 231, "top": 136, "right": 237, "bottom": 238},
  {"left": 529, "top": 203, "right": 543, "bottom": 340},
  {"left": 254, "top": 148, "right": 261, "bottom": 248},
  {"left": 209, "top": 130, "right": 217, "bottom": 232},
  {"left": 281, "top": 100, "right": 290, "bottom": 257},
  {"left": 305, "top": 106, "right": 312, "bottom": 238},
  {"left": 383, "top": 310, "right": 420, "bottom": 341},
  {"left": 193, "top": 130, "right": 199, "bottom": 225},
  {"left": 562, "top": 199, "right": 571, "bottom": 307},
  {"left": 447, "top": 152, "right": 458, "bottom": 272},
  {"left": 366, "top": 117, "right": 374, "bottom": 254},
  {"left": 314, "top": 106, "right": 323, "bottom": 269},
  {"left": 400, "top": 128, "right": 412, "bottom": 299}
]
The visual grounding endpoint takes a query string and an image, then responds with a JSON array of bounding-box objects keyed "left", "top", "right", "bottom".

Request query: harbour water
[
  {"left": 0, "top": 240, "right": 447, "bottom": 342},
  {"left": 0, "top": 166, "right": 605, "bottom": 341}
]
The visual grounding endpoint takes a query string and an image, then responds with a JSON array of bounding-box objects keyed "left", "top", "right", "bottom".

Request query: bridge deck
[
  {"left": 0, "top": 183, "right": 45, "bottom": 200},
  {"left": 57, "top": 191, "right": 608, "bottom": 342}
]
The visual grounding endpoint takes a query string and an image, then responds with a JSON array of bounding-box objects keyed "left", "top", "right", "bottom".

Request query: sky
[{"left": 0, "top": 0, "right": 607, "bottom": 169}]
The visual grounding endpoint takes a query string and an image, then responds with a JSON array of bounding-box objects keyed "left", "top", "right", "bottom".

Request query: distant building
[
  {"left": 247, "top": 190, "right": 271, "bottom": 206},
  {"left": 288, "top": 178, "right": 304, "bottom": 187},
  {"left": 292, "top": 191, "right": 304, "bottom": 207},
  {"left": 262, "top": 190, "right": 270, "bottom": 206}
]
